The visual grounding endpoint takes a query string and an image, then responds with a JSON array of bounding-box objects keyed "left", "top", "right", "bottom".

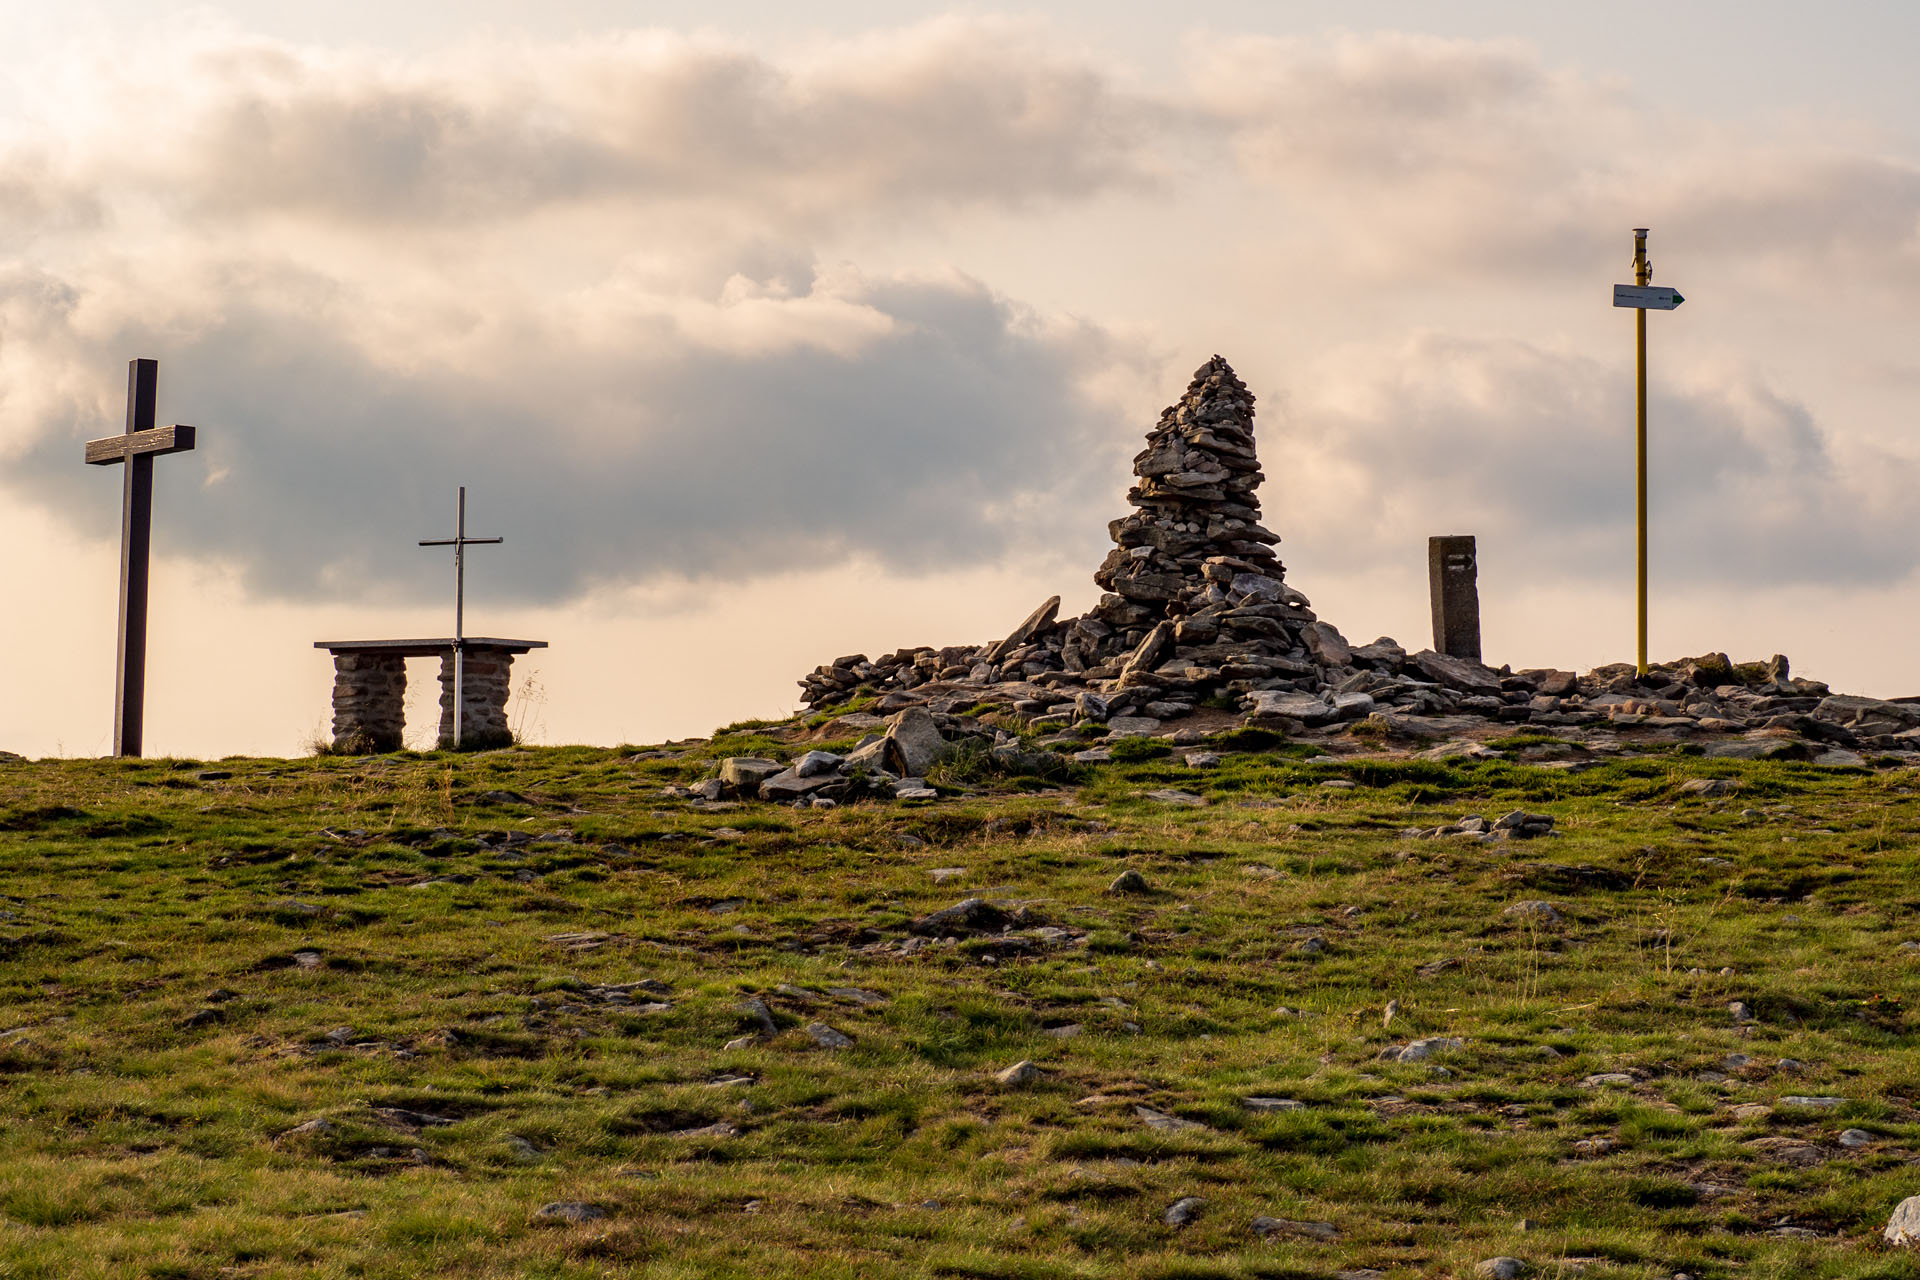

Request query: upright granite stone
[{"left": 1428, "top": 535, "right": 1481, "bottom": 662}]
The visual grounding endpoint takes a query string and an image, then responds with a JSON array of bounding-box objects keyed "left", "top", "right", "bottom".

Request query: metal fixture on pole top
[
  {"left": 419, "top": 487, "right": 502, "bottom": 748},
  {"left": 1613, "top": 230, "right": 1685, "bottom": 676}
]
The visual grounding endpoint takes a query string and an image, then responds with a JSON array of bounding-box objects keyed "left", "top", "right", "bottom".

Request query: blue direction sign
[{"left": 1614, "top": 284, "right": 1684, "bottom": 310}]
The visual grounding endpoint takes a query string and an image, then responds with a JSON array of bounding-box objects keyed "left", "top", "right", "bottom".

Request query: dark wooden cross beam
[{"left": 84, "top": 359, "right": 197, "bottom": 757}]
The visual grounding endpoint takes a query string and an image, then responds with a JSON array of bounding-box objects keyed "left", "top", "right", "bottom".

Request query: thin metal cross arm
[{"left": 418, "top": 486, "right": 503, "bottom": 749}]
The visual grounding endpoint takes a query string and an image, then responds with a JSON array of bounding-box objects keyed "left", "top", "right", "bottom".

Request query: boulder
[
  {"left": 886, "top": 706, "right": 949, "bottom": 777},
  {"left": 1117, "top": 621, "right": 1175, "bottom": 685},
  {"left": 844, "top": 737, "right": 905, "bottom": 775},
  {"left": 1888, "top": 1196, "right": 1920, "bottom": 1246},
  {"left": 986, "top": 596, "right": 1061, "bottom": 662},
  {"left": 719, "top": 757, "right": 784, "bottom": 798},
  {"left": 1304, "top": 621, "right": 1352, "bottom": 667},
  {"left": 794, "top": 750, "right": 844, "bottom": 778},
  {"left": 1411, "top": 649, "right": 1502, "bottom": 694},
  {"left": 758, "top": 768, "right": 841, "bottom": 801},
  {"left": 1245, "top": 690, "right": 1335, "bottom": 726}
]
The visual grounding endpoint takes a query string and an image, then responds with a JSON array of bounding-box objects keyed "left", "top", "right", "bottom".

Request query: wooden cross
[
  {"left": 419, "top": 486, "right": 502, "bottom": 749},
  {"left": 84, "top": 359, "right": 197, "bottom": 757}
]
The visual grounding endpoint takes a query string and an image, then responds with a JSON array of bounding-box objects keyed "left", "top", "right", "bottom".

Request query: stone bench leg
[
  {"left": 438, "top": 650, "right": 514, "bottom": 750},
  {"left": 330, "top": 652, "right": 406, "bottom": 753}
]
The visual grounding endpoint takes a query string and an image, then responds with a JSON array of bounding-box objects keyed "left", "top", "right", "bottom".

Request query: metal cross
[
  {"left": 419, "top": 486, "right": 502, "bottom": 748},
  {"left": 83, "top": 358, "right": 198, "bottom": 757}
]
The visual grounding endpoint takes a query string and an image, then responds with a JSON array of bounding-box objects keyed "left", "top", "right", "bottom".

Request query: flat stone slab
[{"left": 318, "top": 637, "right": 547, "bottom": 657}]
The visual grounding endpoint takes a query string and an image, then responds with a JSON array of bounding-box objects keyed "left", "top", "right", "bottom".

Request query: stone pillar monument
[
  {"left": 328, "top": 651, "right": 407, "bottom": 753},
  {"left": 438, "top": 648, "right": 515, "bottom": 750},
  {"left": 1428, "top": 535, "right": 1481, "bottom": 662}
]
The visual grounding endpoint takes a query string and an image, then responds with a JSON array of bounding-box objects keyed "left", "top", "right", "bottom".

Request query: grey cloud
[
  {"left": 131, "top": 21, "right": 1156, "bottom": 227},
  {"left": 1281, "top": 333, "right": 1920, "bottom": 588},
  {"left": 4, "top": 265, "right": 1129, "bottom": 604}
]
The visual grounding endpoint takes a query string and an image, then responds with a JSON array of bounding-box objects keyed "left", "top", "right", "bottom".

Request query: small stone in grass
[
  {"left": 276, "top": 1118, "right": 335, "bottom": 1141},
  {"left": 1135, "top": 1105, "right": 1208, "bottom": 1133},
  {"left": 1163, "top": 1196, "right": 1204, "bottom": 1227},
  {"left": 1108, "top": 869, "right": 1151, "bottom": 894},
  {"left": 740, "top": 997, "right": 777, "bottom": 1034},
  {"left": 532, "top": 1202, "right": 608, "bottom": 1225},
  {"left": 1474, "top": 1259, "right": 1530, "bottom": 1280},
  {"left": 995, "top": 1060, "right": 1044, "bottom": 1087},
  {"left": 1380, "top": 1036, "right": 1463, "bottom": 1063},
  {"left": 1840, "top": 1128, "right": 1875, "bottom": 1148},
  {"left": 805, "top": 1022, "right": 854, "bottom": 1049},
  {"left": 1251, "top": 1216, "right": 1337, "bottom": 1240}
]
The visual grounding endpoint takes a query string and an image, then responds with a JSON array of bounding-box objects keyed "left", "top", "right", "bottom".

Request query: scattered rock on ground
[
  {"left": 1136, "top": 1105, "right": 1208, "bottom": 1133},
  {"left": 1474, "top": 1260, "right": 1530, "bottom": 1280},
  {"left": 804, "top": 1022, "right": 854, "bottom": 1050},
  {"left": 995, "top": 1060, "right": 1044, "bottom": 1087},
  {"left": 532, "top": 1202, "right": 608, "bottom": 1225},
  {"left": 1163, "top": 1196, "right": 1204, "bottom": 1228},
  {"left": 1886, "top": 1195, "right": 1920, "bottom": 1245},
  {"left": 1250, "top": 1216, "right": 1337, "bottom": 1241},
  {"left": 1380, "top": 1037, "right": 1464, "bottom": 1063}
]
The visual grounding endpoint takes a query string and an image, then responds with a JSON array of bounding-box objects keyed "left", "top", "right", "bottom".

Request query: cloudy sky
[{"left": 3, "top": 1, "right": 1918, "bottom": 758}]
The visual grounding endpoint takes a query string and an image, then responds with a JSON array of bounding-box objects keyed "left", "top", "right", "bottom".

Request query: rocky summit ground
[{"left": 3, "top": 721, "right": 1920, "bottom": 1280}]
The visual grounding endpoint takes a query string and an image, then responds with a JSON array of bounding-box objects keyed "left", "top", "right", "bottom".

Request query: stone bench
[{"left": 315, "top": 638, "right": 547, "bottom": 753}]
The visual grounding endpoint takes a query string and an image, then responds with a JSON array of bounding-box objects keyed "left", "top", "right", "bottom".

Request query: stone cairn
[
  {"left": 733, "top": 354, "right": 1913, "bottom": 808},
  {"left": 798, "top": 356, "right": 1367, "bottom": 721}
]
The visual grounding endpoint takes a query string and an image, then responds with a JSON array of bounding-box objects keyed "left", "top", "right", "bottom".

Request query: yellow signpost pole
[
  {"left": 1613, "top": 230, "right": 1682, "bottom": 678},
  {"left": 1634, "top": 229, "right": 1649, "bottom": 676}
]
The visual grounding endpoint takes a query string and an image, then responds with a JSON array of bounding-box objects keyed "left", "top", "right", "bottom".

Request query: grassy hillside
[{"left": 1, "top": 734, "right": 1917, "bottom": 1279}]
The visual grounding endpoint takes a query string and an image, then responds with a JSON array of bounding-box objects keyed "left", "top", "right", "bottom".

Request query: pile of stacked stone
[
  {"left": 782, "top": 354, "right": 1920, "bottom": 781},
  {"left": 797, "top": 355, "right": 1370, "bottom": 722}
]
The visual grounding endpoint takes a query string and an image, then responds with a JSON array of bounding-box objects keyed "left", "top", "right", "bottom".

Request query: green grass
[{"left": 1, "top": 744, "right": 1919, "bottom": 1277}]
